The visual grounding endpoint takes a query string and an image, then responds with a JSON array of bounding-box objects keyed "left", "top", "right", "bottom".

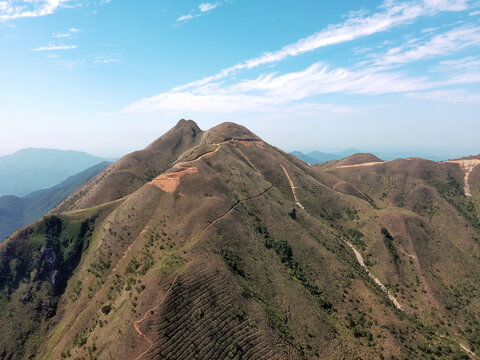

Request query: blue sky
[{"left": 0, "top": 0, "right": 479, "bottom": 158}]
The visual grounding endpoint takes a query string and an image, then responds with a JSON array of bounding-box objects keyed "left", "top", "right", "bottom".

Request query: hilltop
[{"left": 0, "top": 120, "right": 479, "bottom": 359}]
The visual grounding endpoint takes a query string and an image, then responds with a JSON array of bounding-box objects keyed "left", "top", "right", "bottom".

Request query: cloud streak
[
  {"left": 0, "top": 0, "right": 70, "bottom": 21},
  {"left": 177, "top": 1, "right": 219, "bottom": 22},
  {"left": 372, "top": 25, "right": 480, "bottom": 66},
  {"left": 177, "top": 14, "right": 199, "bottom": 22},
  {"left": 407, "top": 89, "right": 480, "bottom": 103},
  {"left": 199, "top": 3, "right": 218, "bottom": 13},
  {"left": 125, "top": 62, "right": 438, "bottom": 115},
  {"left": 31, "top": 44, "right": 78, "bottom": 51},
  {"left": 53, "top": 27, "right": 81, "bottom": 38}
]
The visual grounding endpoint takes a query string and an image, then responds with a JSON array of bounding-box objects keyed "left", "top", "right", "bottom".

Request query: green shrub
[{"left": 101, "top": 304, "right": 112, "bottom": 315}]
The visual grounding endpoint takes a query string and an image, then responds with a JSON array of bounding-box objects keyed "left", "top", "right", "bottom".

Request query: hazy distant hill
[
  {"left": 291, "top": 149, "right": 361, "bottom": 164},
  {"left": 1, "top": 121, "right": 480, "bottom": 359},
  {"left": 0, "top": 148, "right": 110, "bottom": 196},
  {"left": 0, "top": 162, "right": 109, "bottom": 241}
]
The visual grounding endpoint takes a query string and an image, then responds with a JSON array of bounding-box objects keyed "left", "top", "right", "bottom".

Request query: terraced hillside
[{"left": 1, "top": 120, "right": 479, "bottom": 359}]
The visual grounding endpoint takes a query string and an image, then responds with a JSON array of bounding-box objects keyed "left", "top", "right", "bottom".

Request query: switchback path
[
  {"left": 149, "top": 138, "right": 263, "bottom": 193},
  {"left": 132, "top": 185, "right": 272, "bottom": 359},
  {"left": 133, "top": 273, "right": 181, "bottom": 360}
]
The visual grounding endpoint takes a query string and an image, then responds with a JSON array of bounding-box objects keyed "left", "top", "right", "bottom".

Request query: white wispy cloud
[
  {"left": 125, "top": 62, "right": 437, "bottom": 115},
  {"left": 173, "top": 0, "right": 472, "bottom": 91},
  {"left": 49, "top": 53, "right": 122, "bottom": 68},
  {"left": 199, "top": 2, "right": 218, "bottom": 12},
  {"left": 31, "top": 44, "right": 78, "bottom": 51},
  {"left": 407, "top": 89, "right": 480, "bottom": 102},
  {"left": 125, "top": 91, "right": 355, "bottom": 117},
  {"left": 0, "top": 0, "right": 71, "bottom": 21},
  {"left": 177, "top": 14, "right": 200, "bottom": 22},
  {"left": 372, "top": 25, "right": 480, "bottom": 66},
  {"left": 177, "top": 1, "right": 220, "bottom": 22},
  {"left": 53, "top": 27, "right": 81, "bottom": 38},
  {"left": 92, "top": 54, "right": 122, "bottom": 64},
  {"left": 434, "top": 55, "right": 480, "bottom": 71},
  {"left": 433, "top": 55, "right": 480, "bottom": 84}
]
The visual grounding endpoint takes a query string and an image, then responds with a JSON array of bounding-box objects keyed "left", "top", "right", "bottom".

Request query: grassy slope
[{"left": 316, "top": 158, "right": 480, "bottom": 356}]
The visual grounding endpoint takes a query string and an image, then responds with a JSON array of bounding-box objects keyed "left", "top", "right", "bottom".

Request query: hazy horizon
[{"left": 0, "top": 117, "right": 478, "bottom": 162}]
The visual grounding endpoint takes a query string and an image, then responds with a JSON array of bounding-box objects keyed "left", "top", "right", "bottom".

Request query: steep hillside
[
  {"left": 53, "top": 119, "right": 203, "bottom": 213},
  {"left": 0, "top": 162, "right": 110, "bottom": 242},
  {"left": 1, "top": 120, "right": 479, "bottom": 360},
  {"left": 0, "top": 148, "right": 110, "bottom": 196}
]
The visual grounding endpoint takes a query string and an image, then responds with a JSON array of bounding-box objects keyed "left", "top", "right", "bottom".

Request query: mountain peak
[
  {"left": 203, "top": 122, "right": 261, "bottom": 144},
  {"left": 336, "top": 153, "right": 383, "bottom": 167},
  {"left": 145, "top": 119, "right": 202, "bottom": 152},
  {"left": 174, "top": 118, "right": 199, "bottom": 129}
]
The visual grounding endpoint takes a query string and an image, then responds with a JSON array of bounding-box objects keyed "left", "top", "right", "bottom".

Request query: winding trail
[
  {"left": 460, "top": 343, "right": 477, "bottom": 358},
  {"left": 149, "top": 139, "right": 263, "bottom": 193},
  {"left": 233, "top": 143, "right": 257, "bottom": 171},
  {"left": 280, "top": 163, "right": 404, "bottom": 311},
  {"left": 132, "top": 140, "right": 269, "bottom": 359},
  {"left": 343, "top": 240, "right": 403, "bottom": 311},
  {"left": 134, "top": 141, "right": 479, "bottom": 358},
  {"left": 133, "top": 273, "right": 181, "bottom": 360},
  {"left": 281, "top": 165, "right": 304, "bottom": 209},
  {"left": 132, "top": 185, "right": 272, "bottom": 359},
  {"left": 200, "top": 186, "right": 273, "bottom": 237}
]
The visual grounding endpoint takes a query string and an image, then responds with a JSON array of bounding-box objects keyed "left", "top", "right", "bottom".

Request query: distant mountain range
[
  {"left": 291, "top": 149, "right": 477, "bottom": 164},
  {"left": 0, "top": 148, "right": 112, "bottom": 197},
  {"left": 0, "top": 161, "right": 110, "bottom": 241}
]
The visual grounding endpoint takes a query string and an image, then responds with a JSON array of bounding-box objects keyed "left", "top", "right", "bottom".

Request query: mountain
[
  {"left": 316, "top": 153, "right": 384, "bottom": 169},
  {"left": 0, "top": 162, "right": 110, "bottom": 242},
  {"left": 1, "top": 120, "right": 480, "bottom": 359},
  {"left": 290, "top": 151, "right": 323, "bottom": 165},
  {"left": 0, "top": 148, "right": 111, "bottom": 196},
  {"left": 291, "top": 149, "right": 361, "bottom": 165}
]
